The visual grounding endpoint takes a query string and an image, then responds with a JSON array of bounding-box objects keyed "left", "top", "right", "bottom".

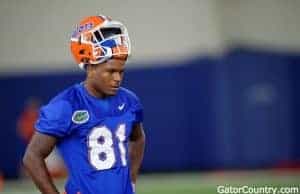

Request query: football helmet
[{"left": 70, "top": 15, "right": 131, "bottom": 69}]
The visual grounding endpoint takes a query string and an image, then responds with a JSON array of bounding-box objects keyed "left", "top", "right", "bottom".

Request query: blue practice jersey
[{"left": 35, "top": 83, "right": 143, "bottom": 194}]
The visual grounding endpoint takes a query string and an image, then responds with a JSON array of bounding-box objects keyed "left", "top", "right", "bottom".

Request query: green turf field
[{"left": 2, "top": 170, "right": 300, "bottom": 194}]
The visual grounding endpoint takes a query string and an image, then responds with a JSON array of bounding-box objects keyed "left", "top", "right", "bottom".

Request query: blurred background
[{"left": 0, "top": 0, "right": 300, "bottom": 193}]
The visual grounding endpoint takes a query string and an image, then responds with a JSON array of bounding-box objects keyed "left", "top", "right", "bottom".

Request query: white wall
[
  {"left": 1, "top": 0, "right": 300, "bottom": 74},
  {"left": 219, "top": 0, "right": 300, "bottom": 52},
  {"left": 0, "top": 0, "right": 223, "bottom": 72}
]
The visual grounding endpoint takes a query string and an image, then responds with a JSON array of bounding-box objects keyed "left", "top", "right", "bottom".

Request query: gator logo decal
[{"left": 72, "top": 110, "right": 89, "bottom": 124}]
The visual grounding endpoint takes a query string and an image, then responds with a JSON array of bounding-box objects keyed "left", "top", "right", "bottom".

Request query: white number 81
[{"left": 88, "top": 124, "right": 127, "bottom": 170}]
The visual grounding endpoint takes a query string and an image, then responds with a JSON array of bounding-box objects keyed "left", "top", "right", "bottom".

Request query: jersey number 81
[{"left": 88, "top": 124, "right": 127, "bottom": 170}]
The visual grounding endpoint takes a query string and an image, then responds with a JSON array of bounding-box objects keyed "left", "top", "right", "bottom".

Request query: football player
[{"left": 23, "top": 15, "right": 146, "bottom": 194}]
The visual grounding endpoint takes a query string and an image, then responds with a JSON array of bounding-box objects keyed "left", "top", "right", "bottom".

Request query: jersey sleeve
[
  {"left": 130, "top": 93, "right": 144, "bottom": 124},
  {"left": 35, "top": 100, "right": 73, "bottom": 138}
]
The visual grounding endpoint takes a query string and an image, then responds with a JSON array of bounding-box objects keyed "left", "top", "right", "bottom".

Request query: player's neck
[{"left": 83, "top": 81, "right": 106, "bottom": 99}]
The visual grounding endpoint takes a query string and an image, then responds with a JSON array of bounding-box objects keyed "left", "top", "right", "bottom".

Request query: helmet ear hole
[{"left": 79, "top": 49, "right": 85, "bottom": 54}]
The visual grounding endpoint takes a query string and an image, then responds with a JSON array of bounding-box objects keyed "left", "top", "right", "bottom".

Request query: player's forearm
[
  {"left": 129, "top": 134, "right": 145, "bottom": 183},
  {"left": 23, "top": 150, "right": 59, "bottom": 194}
]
